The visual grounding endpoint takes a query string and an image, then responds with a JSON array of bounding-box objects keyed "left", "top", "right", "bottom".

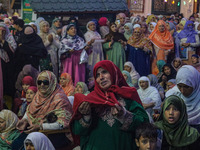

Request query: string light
[
  {"left": 164, "top": 0, "right": 167, "bottom": 2},
  {"left": 177, "top": 2, "right": 180, "bottom": 6},
  {"left": 183, "top": 1, "right": 186, "bottom": 5},
  {"left": 189, "top": 0, "right": 191, "bottom": 2},
  {"left": 172, "top": 0, "right": 175, "bottom": 4}
]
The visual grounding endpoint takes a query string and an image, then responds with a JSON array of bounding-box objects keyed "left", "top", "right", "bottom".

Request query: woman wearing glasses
[
  {"left": 17, "top": 70, "right": 73, "bottom": 149},
  {"left": 127, "top": 27, "right": 153, "bottom": 76}
]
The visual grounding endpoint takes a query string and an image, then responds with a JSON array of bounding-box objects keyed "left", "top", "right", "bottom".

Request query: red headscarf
[
  {"left": 72, "top": 60, "right": 142, "bottom": 118},
  {"left": 98, "top": 17, "right": 108, "bottom": 26},
  {"left": 22, "top": 76, "right": 35, "bottom": 97},
  {"left": 149, "top": 20, "right": 174, "bottom": 50},
  {"left": 27, "top": 86, "right": 37, "bottom": 93}
]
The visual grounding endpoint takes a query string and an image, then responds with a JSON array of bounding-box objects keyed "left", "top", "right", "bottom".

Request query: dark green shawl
[{"left": 155, "top": 95, "right": 199, "bottom": 149}]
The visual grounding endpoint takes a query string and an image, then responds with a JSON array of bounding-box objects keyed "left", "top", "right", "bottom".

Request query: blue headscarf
[
  {"left": 122, "top": 70, "right": 134, "bottom": 87},
  {"left": 178, "top": 20, "right": 197, "bottom": 43}
]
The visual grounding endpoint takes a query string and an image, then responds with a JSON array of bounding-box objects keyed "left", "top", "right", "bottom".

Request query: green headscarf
[
  {"left": 76, "top": 82, "right": 90, "bottom": 96},
  {"left": 156, "top": 60, "right": 166, "bottom": 73},
  {"left": 155, "top": 95, "right": 199, "bottom": 149},
  {"left": 122, "top": 70, "right": 134, "bottom": 87}
]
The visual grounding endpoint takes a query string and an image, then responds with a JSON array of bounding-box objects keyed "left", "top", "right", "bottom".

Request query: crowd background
[{"left": 0, "top": 7, "right": 199, "bottom": 150}]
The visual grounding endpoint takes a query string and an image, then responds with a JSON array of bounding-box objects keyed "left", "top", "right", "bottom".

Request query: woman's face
[
  {"left": 164, "top": 104, "right": 180, "bottom": 124},
  {"left": 166, "top": 82, "right": 175, "bottom": 91},
  {"left": 22, "top": 84, "right": 30, "bottom": 93},
  {"left": 0, "top": 117, "right": 6, "bottom": 132},
  {"left": 0, "top": 29, "right": 6, "bottom": 39},
  {"left": 26, "top": 89, "right": 36, "bottom": 103},
  {"left": 54, "top": 20, "right": 60, "bottom": 28},
  {"left": 67, "top": 26, "right": 77, "bottom": 36},
  {"left": 124, "top": 65, "right": 131, "bottom": 73},
  {"left": 124, "top": 25, "right": 130, "bottom": 32},
  {"left": 60, "top": 76, "right": 68, "bottom": 87},
  {"left": 173, "top": 60, "right": 181, "bottom": 68},
  {"left": 141, "top": 25, "right": 146, "bottom": 33},
  {"left": 178, "top": 23, "right": 184, "bottom": 30},
  {"left": 123, "top": 74, "right": 128, "bottom": 81},
  {"left": 111, "top": 24, "right": 117, "bottom": 32},
  {"left": 166, "top": 23, "right": 171, "bottom": 31},
  {"left": 158, "top": 24, "right": 165, "bottom": 32},
  {"left": 42, "top": 24, "right": 49, "bottom": 33},
  {"left": 37, "top": 76, "right": 49, "bottom": 95},
  {"left": 96, "top": 68, "right": 112, "bottom": 90},
  {"left": 191, "top": 56, "right": 199, "bottom": 64},
  {"left": 75, "top": 85, "right": 83, "bottom": 94},
  {"left": 25, "top": 142, "right": 35, "bottom": 150},
  {"left": 119, "top": 16, "right": 125, "bottom": 25},
  {"left": 197, "top": 24, "right": 200, "bottom": 31},
  {"left": 150, "top": 24, "right": 155, "bottom": 32},
  {"left": 164, "top": 66, "right": 171, "bottom": 75},
  {"left": 151, "top": 17, "right": 156, "bottom": 22},
  {"left": 139, "top": 81, "right": 149, "bottom": 90},
  {"left": 88, "top": 22, "right": 96, "bottom": 31},
  {"left": 133, "top": 29, "right": 141, "bottom": 38},
  {"left": 177, "top": 83, "right": 194, "bottom": 97}
]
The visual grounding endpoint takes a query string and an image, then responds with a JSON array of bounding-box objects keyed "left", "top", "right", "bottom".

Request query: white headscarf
[
  {"left": 148, "top": 22, "right": 157, "bottom": 33},
  {"left": 172, "top": 65, "right": 200, "bottom": 125},
  {"left": 124, "top": 61, "right": 140, "bottom": 80},
  {"left": 133, "top": 23, "right": 141, "bottom": 29},
  {"left": 137, "top": 76, "right": 162, "bottom": 111},
  {"left": 24, "top": 132, "right": 55, "bottom": 150}
]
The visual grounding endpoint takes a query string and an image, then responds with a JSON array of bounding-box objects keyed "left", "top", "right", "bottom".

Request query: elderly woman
[
  {"left": 103, "top": 22, "right": 126, "bottom": 71},
  {"left": 0, "top": 109, "right": 21, "bottom": 149},
  {"left": 84, "top": 21, "right": 104, "bottom": 77},
  {"left": 177, "top": 20, "right": 200, "bottom": 64},
  {"left": 137, "top": 76, "right": 162, "bottom": 118},
  {"left": 155, "top": 95, "right": 200, "bottom": 149},
  {"left": 127, "top": 27, "right": 153, "bottom": 76},
  {"left": 59, "top": 73, "right": 74, "bottom": 96},
  {"left": 71, "top": 60, "right": 148, "bottom": 150},
  {"left": 0, "top": 23, "right": 17, "bottom": 109},
  {"left": 60, "top": 24, "right": 90, "bottom": 85},
  {"left": 24, "top": 132, "right": 55, "bottom": 150},
  {"left": 166, "top": 65, "right": 200, "bottom": 132},
  {"left": 39, "top": 20, "right": 60, "bottom": 77},
  {"left": 74, "top": 82, "right": 90, "bottom": 96},
  {"left": 116, "top": 13, "right": 126, "bottom": 34},
  {"left": 17, "top": 71, "right": 73, "bottom": 147}
]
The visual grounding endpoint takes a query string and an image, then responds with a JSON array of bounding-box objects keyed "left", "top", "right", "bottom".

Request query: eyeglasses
[{"left": 37, "top": 80, "right": 49, "bottom": 85}]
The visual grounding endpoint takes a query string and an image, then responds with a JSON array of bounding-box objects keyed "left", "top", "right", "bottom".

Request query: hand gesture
[
  {"left": 78, "top": 102, "right": 91, "bottom": 115},
  {"left": 16, "top": 119, "right": 29, "bottom": 131},
  {"left": 24, "top": 124, "right": 40, "bottom": 134},
  {"left": 69, "top": 49, "right": 74, "bottom": 53},
  {"left": 111, "top": 104, "right": 125, "bottom": 117}
]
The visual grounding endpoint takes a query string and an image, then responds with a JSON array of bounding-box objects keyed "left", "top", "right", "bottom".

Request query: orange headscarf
[
  {"left": 149, "top": 20, "right": 174, "bottom": 50},
  {"left": 60, "top": 73, "right": 75, "bottom": 96}
]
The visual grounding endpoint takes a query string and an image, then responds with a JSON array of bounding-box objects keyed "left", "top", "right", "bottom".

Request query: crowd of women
[{"left": 0, "top": 11, "right": 199, "bottom": 150}]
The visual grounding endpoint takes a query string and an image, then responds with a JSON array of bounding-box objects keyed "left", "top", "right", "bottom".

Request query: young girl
[
  {"left": 18, "top": 86, "right": 37, "bottom": 119},
  {"left": 155, "top": 95, "right": 200, "bottom": 149}
]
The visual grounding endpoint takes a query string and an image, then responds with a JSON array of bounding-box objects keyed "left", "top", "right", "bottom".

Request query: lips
[
  {"left": 168, "top": 117, "right": 174, "bottom": 122},
  {"left": 100, "top": 81, "right": 107, "bottom": 86}
]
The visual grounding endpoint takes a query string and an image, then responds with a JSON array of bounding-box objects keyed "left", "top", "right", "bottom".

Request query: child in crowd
[
  {"left": 135, "top": 122, "right": 158, "bottom": 150},
  {"left": 18, "top": 86, "right": 37, "bottom": 119}
]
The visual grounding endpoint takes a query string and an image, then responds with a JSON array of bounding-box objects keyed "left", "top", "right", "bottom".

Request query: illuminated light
[
  {"left": 164, "top": 0, "right": 167, "bottom": 2},
  {"left": 183, "top": 1, "right": 186, "bottom": 5},
  {"left": 189, "top": 0, "right": 191, "bottom": 2},
  {"left": 134, "top": 1, "right": 136, "bottom": 4},
  {"left": 172, "top": 0, "right": 175, "bottom": 4},
  {"left": 195, "top": 0, "right": 197, "bottom": 2},
  {"left": 177, "top": 2, "right": 180, "bottom": 6}
]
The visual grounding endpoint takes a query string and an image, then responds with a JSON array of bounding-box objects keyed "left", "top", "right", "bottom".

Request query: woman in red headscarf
[
  {"left": 149, "top": 20, "right": 174, "bottom": 75},
  {"left": 70, "top": 60, "right": 148, "bottom": 150}
]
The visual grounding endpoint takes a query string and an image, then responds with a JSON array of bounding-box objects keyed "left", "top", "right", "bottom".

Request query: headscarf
[
  {"left": 26, "top": 71, "right": 72, "bottom": 128},
  {"left": 0, "top": 110, "right": 18, "bottom": 136},
  {"left": 149, "top": 20, "right": 174, "bottom": 50},
  {"left": 155, "top": 95, "right": 199, "bottom": 149},
  {"left": 124, "top": 61, "right": 140, "bottom": 81},
  {"left": 195, "top": 22, "right": 200, "bottom": 34},
  {"left": 60, "top": 73, "right": 75, "bottom": 96},
  {"left": 157, "top": 60, "right": 166, "bottom": 73},
  {"left": 24, "top": 132, "right": 55, "bottom": 150},
  {"left": 171, "top": 57, "right": 182, "bottom": 71},
  {"left": 148, "top": 22, "right": 157, "bottom": 33},
  {"left": 98, "top": 17, "right": 108, "bottom": 26},
  {"left": 105, "top": 22, "right": 127, "bottom": 42},
  {"left": 177, "top": 20, "right": 186, "bottom": 33},
  {"left": 39, "top": 21, "right": 50, "bottom": 43},
  {"left": 122, "top": 70, "right": 134, "bottom": 87},
  {"left": 35, "top": 17, "right": 45, "bottom": 34},
  {"left": 178, "top": 20, "right": 197, "bottom": 43},
  {"left": 175, "top": 65, "right": 200, "bottom": 125},
  {"left": 22, "top": 76, "right": 34, "bottom": 86},
  {"left": 28, "top": 86, "right": 37, "bottom": 93},
  {"left": 127, "top": 27, "right": 153, "bottom": 51},
  {"left": 147, "top": 74, "right": 164, "bottom": 92},
  {"left": 146, "top": 14, "right": 156, "bottom": 25},
  {"left": 76, "top": 82, "right": 90, "bottom": 95},
  {"left": 124, "top": 23, "right": 133, "bottom": 40},
  {"left": 141, "top": 22, "right": 150, "bottom": 37},
  {"left": 161, "top": 64, "right": 177, "bottom": 81},
  {"left": 133, "top": 24, "right": 141, "bottom": 29},
  {"left": 72, "top": 60, "right": 142, "bottom": 120},
  {"left": 51, "top": 18, "right": 60, "bottom": 32}
]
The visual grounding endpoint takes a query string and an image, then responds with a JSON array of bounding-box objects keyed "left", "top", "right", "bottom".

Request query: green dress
[
  {"left": 103, "top": 42, "right": 125, "bottom": 71},
  {"left": 72, "top": 99, "right": 149, "bottom": 150},
  {"left": 0, "top": 130, "right": 20, "bottom": 150}
]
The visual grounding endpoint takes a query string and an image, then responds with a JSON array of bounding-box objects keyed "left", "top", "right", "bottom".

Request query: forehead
[
  {"left": 97, "top": 67, "right": 106, "bottom": 73},
  {"left": 38, "top": 76, "right": 48, "bottom": 80}
]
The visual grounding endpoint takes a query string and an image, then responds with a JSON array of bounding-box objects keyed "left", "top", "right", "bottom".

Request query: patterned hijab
[
  {"left": 60, "top": 73, "right": 75, "bottom": 96},
  {"left": 76, "top": 82, "right": 90, "bottom": 96},
  {"left": 155, "top": 95, "right": 199, "bottom": 149},
  {"left": 149, "top": 20, "right": 174, "bottom": 50}
]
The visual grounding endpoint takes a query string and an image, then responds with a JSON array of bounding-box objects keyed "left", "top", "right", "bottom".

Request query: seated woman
[
  {"left": 24, "top": 132, "right": 55, "bottom": 150},
  {"left": 165, "top": 65, "right": 200, "bottom": 132},
  {"left": 0, "top": 109, "right": 20, "bottom": 149},
  {"left": 155, "top": 95, "right": 200, "bottom": 149},
  {"left": 171, "top": 57, "right": 182, "bottom": 71},
  {"left": 13, "top": 76, "right": 35, "bottom": 115},
  {"left": 59, "top": 73, "right": 75, "bottom": 96},
  {"left": 127, "top": 27, "right": 153, "bottom": 76},
  {"left": 191, "top": 54, "right": 200, "bottom": 72},
  {"left": 18, "top": 86, "right": 37, "bottom": 119},
  {"left": 124, "top": 61, "right": 140, "bottom": 88},
  {"left": 74, "top": 82, "right": 90, "bottom": 96},
  {"left": 71, "top": 60, "right": 148, "bottom": 150},
  {"left": 147, "top": 74, "right": 165, "bottom": 100},
  {"left": 17, "top": 71, "right": 73, "bottom": 148},
  {"left": 137, "top": 76, "right": 162, "bottom": 119},
  {"left": 122, "top": 70, "right": 134, "bottom": 87}
]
